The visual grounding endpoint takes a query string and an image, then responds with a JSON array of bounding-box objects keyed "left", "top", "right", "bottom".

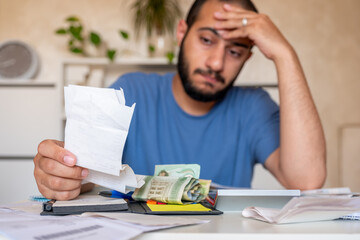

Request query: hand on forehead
[{"left": 195, "top": 1, "right": 252, "bottom": 43}]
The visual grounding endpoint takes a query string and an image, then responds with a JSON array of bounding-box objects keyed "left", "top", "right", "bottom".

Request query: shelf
[
  {"left": 0, "top": 155, "right": 34, "bottom": 160},
  {"left": 0, "top": 80, "right": 56, "bottom": 88},
  {"left": 62, "top": 57, "right": 176, "bottom": 66},
  {"left": 237, "top": 83, "right": 278, "bottom": 88}
]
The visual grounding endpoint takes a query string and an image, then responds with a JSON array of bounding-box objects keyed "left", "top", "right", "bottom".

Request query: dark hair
[{"left": 186, "top": 0, "right": 258, "bottom": 28}]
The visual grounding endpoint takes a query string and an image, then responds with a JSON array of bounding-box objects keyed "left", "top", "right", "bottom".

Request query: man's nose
[{"left": 205, "top": 46, "right": 225, "bottom": 72}]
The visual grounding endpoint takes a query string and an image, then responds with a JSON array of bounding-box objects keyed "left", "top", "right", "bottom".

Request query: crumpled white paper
[
  {"left": 64, "top": 85, "right": 144, "bottom": 193},
  {"left": 242, "top": 196, "right": 360, "bottom": 224}
]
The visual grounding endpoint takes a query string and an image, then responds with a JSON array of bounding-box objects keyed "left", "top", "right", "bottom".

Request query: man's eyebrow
[
  {"left": 198, "top": 27, "right": 221, "bottom": 36},
  {"left": 198, "top": 27, "right": 250, "bottom": 49}
]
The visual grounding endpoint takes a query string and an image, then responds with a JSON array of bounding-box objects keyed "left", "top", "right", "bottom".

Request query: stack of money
[{"left": 132, "top": 164, "right": 211, "bottom": 204}]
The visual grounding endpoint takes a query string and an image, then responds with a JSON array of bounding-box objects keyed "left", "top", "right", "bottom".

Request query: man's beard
[{"left": 177, "top": 41, "right": 237, "bottom": 102}]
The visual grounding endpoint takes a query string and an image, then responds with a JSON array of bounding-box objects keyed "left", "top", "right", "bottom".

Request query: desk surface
[
  {"left": 135, "top": 212, "right": 360, "bottom": 240},
  {"left": 83, "top": 186, "right": 360, "bottom": 240}
]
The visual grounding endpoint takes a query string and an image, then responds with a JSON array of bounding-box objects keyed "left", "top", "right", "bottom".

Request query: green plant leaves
[
  {"left": 131, "top": 0, "right": 182, "bottom": 37},
  {"left": 56, "top": 15, "right": 122, "bottom": 61},
  {"left": 90, "top": 32, "right": 102, "bottom": 46},
  {"left": 107, "top": 49, "right": 117, "bottom": 61},
  {"left": 119, "top": 30, "right": 129, "bottom": 40},
  {"left": 68, "top": 39, "right": 74, "bottom": 46},
  {"left": 66, "top": 16, "right": 80, "bottom": 22},
  {"left": 148, "top": 44, "right": 155, "bottom": 53},
  {"left": 69, "top": 25, "right": 83, "bottom": 41},
  {"left": 70, "top": 47, "right": 83, "bottom": 54},
  {"left": 166, "top": 51, "right": 175, "bottom": 64},
  {"left": 55, "top": 28, "right": 67, "bottom": 34}
]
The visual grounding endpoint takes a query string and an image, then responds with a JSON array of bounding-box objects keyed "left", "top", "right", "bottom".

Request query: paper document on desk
[
  {"left": 82, "top": 212, "right": 209, "bottom": 228},
  {"left": 64, "top": 85, "right": 143, "bottom": 193},
  {"left": 0, "top": 204, "right": 207, "bottom": 240},
  {"left": 242, "top": 196, "right": 360, "bottom": 224},
  {"left": 0, "top": 208, "right": 144, "bottom": 240}
]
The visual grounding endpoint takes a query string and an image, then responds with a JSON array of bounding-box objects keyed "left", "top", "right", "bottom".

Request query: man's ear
[{"left": 176, "top": 19, "right": 188, "bottom": 46}]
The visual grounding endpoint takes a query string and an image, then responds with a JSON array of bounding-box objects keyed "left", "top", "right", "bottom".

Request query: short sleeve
[{"left": 109, "top": 72, "right": 142, "bottom": 106}]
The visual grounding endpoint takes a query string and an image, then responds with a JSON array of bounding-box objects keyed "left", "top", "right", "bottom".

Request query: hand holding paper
[{"left": 64, "top": 85, "right": 144, "bottom": 193}]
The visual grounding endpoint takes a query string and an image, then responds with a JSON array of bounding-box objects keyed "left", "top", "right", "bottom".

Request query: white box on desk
[{"left": 215, "top": 189, "right": 300, "bottom": 212}]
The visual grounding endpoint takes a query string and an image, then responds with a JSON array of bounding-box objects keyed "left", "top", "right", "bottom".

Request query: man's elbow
[
  {"left": 286, "top": 168, "right": 327, "bottom": 190},
  {"left": 296, "top": 177, "right": 326, "bottom": 190}
]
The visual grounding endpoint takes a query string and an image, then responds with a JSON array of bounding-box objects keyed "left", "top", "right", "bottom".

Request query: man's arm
[
  {"left": 265, "top": 50, "right": 326, "bottom": 189},
  {"left": 214, "top": 4, "right": 326, "bottom": 189}
]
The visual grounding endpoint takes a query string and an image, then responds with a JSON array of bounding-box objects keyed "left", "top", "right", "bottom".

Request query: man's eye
[
  {"left": 229, "top": 50, "right": 241, "bottom": 57},
  {"left": 200, "top": 37, "right": 212, "bottom": 45}
]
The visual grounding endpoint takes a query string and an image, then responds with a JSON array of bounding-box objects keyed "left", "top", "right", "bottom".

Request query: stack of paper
[
  {"left": 301, "top": 187, "right": 360, "bottom": 221},
  {"left": 64, "top": 85, "right": 144, "bottom": 193},
  {"left": 242, "top": 196, "right": 360, "bottom": 224},
  {"left": 81, "top": 212, "right": 209, "bottom": 230},
  {"left": 0, "top": 206, "right": 208, "bottom": 240}
]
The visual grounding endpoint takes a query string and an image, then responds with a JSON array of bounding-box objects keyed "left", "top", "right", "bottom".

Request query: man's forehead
[
  {"left": 191, "top": 1, "right": 251, "bottom": 46},
  {"left": 197, "top": 0, "right": 245, "bottom": 20},
  {"left": 192, "top": 0, "right": 245, "bottom": 29}
]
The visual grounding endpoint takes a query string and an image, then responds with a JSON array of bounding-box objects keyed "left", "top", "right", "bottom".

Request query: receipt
[
  {"left": 64, "top": 85, "right": 143, "bottom": 192},
  {"left": 86, "top": 166, "right": 145, "bottom": 193}
]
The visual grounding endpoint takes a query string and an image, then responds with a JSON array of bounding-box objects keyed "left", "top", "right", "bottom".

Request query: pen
[{"left": 98, "top": 190, "right": 134, "bottom": 200}]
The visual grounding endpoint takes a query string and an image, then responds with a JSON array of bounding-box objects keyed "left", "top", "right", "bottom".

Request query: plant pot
[
  {"left": 148, "top": 33, "right": 174, "bottom": 58},
  {"left": 83, "top": 41, "right": 107, "bottom": 58}
]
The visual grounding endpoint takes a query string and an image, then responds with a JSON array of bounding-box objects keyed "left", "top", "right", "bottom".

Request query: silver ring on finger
[{"left": 242, "top": 17, "right": 248, "bottom": 27}]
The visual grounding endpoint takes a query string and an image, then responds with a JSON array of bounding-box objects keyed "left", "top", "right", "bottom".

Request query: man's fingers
[
  {"left": 40, "top": 172, "right": 83, "bottom": 192},
  {"left": 38, "top": 157, "right": 88, "bottom": 180},
  {"left": 35, "top": 164, "right": 82, "bottom": 192},
  {"left": 38, "top": 182, "right": 81, "bottom": 201},
  {"left": 222, "top": 3, "right": 255, "bottom": 14},
  {"left": 221, "top": 26, "right": 252, "bottom": 40},
  {"left": 34, "top": 154, "right": 83, "bottom": 200},
  {"left": 214, "top": 11, "right": 255, "bottom": 21},
  {"left": 215, "top": 19, "right": 250, "bottom": 30},
  {"left": 215, "top": 20, "right": 254, "bottom": 40},
  {"left": 37, "top": 139, "right": 76, "bottom": 167}
]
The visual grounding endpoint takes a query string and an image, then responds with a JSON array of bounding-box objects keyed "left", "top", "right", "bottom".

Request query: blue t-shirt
[{"left": 110, "top": 72, "right": 280, "bottom": 188}]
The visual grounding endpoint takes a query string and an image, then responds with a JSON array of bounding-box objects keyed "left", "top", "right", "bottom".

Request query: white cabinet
[
  {"left": 0, "top": 160, "right": 41, "bottom": 204},
  {"left": 0, "top": 83, "right": 61, "bottom": 156},
  {"left": 0, "top": 82, "right": 61, "bottom": 203}
]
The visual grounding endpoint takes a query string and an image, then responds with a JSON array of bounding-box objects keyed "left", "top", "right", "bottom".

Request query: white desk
[{"left": 135, "top": 212, "right": 360, "bottom": 240}]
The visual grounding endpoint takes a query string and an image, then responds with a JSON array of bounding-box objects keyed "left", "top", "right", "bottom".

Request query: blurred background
[{"left": 0, "top": 0, "right": 359, "bottom": 204}]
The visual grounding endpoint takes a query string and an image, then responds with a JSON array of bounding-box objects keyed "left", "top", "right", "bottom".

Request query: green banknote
[
  {"left": 154, "top": 164, "right": 200, "bottom": 178},
  {"left": 132, "top": 176, "right": 211, "bottom": 204}
]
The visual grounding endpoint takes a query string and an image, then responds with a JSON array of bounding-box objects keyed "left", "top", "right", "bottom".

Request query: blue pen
[{"left": 99, "top": 190, "right": 134, "bottom": 200}]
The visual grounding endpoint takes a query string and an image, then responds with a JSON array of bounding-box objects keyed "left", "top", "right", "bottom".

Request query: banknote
[
  {"left": 154, "top": 164, "right": 200, "bottom": 178},
  {"left": 132, "top": 176, "right": 211, "bottom": 204},
  {"left": 181, "top": 178, "right": 211, "bottom": 202}
]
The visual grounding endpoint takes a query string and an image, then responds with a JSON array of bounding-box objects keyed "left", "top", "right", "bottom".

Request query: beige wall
[
  {"left": 1, "top": 0, "right": 359, "bottom": 189},
  {"left": 250, "top": 0, "right": 360, "bottom": 189}
]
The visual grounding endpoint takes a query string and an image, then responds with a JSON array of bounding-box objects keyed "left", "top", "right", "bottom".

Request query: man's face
[{"left": 178, "top": 0, "right": 252, "bottom": 102}]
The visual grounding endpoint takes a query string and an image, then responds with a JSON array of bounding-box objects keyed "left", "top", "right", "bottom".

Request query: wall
[
  {"left": 0, "top": 0, "right": 359, "bottom": 201},
  {"left": 249, "top": 0, "right": 360, "bottom": 189}
]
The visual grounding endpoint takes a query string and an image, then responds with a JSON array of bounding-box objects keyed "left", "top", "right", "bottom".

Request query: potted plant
[{"left": 131, "top": 0, "right": 182, "bottom": 59}]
